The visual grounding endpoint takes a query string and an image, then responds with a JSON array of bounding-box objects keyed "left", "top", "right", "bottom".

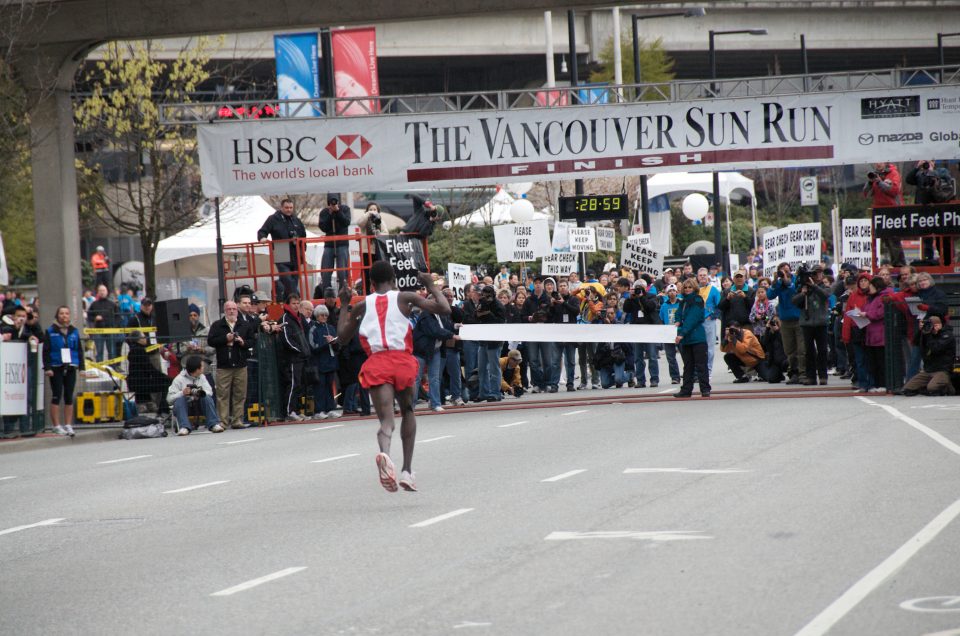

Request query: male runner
[{"left": 337, "top": 261, "right": 451, "bottom": 492}]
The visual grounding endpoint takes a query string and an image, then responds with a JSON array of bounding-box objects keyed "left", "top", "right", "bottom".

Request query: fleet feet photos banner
[{"left": 199, "top": 85, "right": 960, "bottom": 197}]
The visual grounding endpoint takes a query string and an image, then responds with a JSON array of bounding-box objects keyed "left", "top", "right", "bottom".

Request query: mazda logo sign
[{"left": 858, "top": 133, "right": 874, "bottom": 145}]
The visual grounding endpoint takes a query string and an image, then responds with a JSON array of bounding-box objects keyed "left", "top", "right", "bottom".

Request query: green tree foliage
[
  {"left": 427, "top": 226, "right": 498, "bottom": 273},
  {"left": 589, "top": 34, "right": 675, "bottom": 92},
  {"left": 0, "top": 59, "right": 36, "bottom": 283},
  {"left": 74, "top": 38, "right": 218, "bottom": 297}
]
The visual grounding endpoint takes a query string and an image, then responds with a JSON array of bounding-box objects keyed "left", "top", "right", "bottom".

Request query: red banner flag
[{"left": 331, "top": 27, "right": 379, "bottom": 116}]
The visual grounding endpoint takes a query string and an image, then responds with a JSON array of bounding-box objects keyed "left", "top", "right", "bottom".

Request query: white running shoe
[
  {"left": 313, "top": 412, "right": 330, "bottom": 420},
  {"left": 287, "top": 412, "right": 305, "bottom": 421},
  {"left": 399, "top": 470, "right": 417, "bottom": 492},
  {"left": 452, "top": 398, "right": 465, "bottom": 407},
  {"left": 376, "top": 453, "right": 398, "bottom": 492},
  {"left": 52, "top": 425, "right": 69, "bottom": 436},
  {"left": 64, "top": 424, "right": 76, "bottom": 437},
  {"left": 177, "top": 427, "right": 190, "bottom": 436},
  {"left": 432, "top": 406, "right": 444, "bottom": 413}
]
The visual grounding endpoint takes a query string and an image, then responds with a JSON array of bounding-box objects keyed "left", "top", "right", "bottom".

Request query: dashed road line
[
  {"left": 857, "top": 396, "right": 960, "bottom": 457},
  {"left": 562, "top": 410, "right": 588, "bottom": 416},
  {"left": 97, "top": 455, "right": 153, "bottom": 465},
  {"left": 624, "top": 468, "right": 751, "bottom": 475},
  {"left": 497, "top": 421, "right": 529, "bottom": 428},
  {"left": 210, "top": 567, "right": 308, "bottom": 597},
  {"left": 0, "top": 518, "right": 65, "bottom": 537},
  {"left": 311, "top": 453, "right": 360, "bottom": 464},
  {"left": 0, "top": 476, "right": 17, "bottom": 481},
  {"left": 310, "top": 424, "right": 344, "bottom": 431},
  {"left": 220, "top": 438, "right": 261, "bottom": 445},
  {"left": 420, "top": 435, "right": 454, "bottom": 444},
  {"left": 163, "top": 480, "right": 231, "bottom": 494},
  {"left": 410, "top": 508, "right": 474, "bottom": 528},
  {"left": 545, "top": 530, "right": 713, "bottom": 542},
  {"left": 541, "top": 469, "right": 587, "bottom": 483}
]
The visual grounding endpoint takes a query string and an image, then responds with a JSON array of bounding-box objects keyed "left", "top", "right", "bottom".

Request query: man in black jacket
[
  {"left": 521, "top": 276, "right": 557, "bottom": 393},
  {"left": 257, "top": 198, "right": 307, "bottom": 301},
  {"left": 318, "top": 194, "right": 351, "bottom": 291},
  {"left": 898, "top": 317, "right": 956, "bottom": 396},
  {"left": 475, "top": 285, "right": 506, "bottom": 402},
  {"left": 401, "top": 194, "right": 443, "bottom": 238},
  {"left": 208, "top": 301, "right": 255, "bottom": 428},
  {"left": 87, "top": 284, "right": 118, "bottom": 361},
  {"left": 623, "top": 279, "right": 662, "bottom": 388},
  {"left": 278, "top": 292, "right": 311, "bottom": 420}
]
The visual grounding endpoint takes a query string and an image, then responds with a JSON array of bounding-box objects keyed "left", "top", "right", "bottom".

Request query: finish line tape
[{"left": 459, "top": 323, "right": 677, "bottom": 343}]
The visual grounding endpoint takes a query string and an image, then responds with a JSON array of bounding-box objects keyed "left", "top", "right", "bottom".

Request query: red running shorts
[{"left": 359, "top": 350, "right": 419, "bottom": 391}]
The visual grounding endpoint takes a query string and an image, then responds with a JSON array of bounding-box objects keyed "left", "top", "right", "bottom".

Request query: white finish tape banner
[
  {"left": 568, "top": 227, "right": 596, "bottom": 253},
  {"left": 460, "top": 323, "right": 677, "bottom": 343},
  {"left": 840, "top": 219, "right": 873, "bottom": 270},
  {"left": 762, "top": 223, "right": 822, "bottom": 278},
  {"left": 596, "top": 227, "right": 616, "bottom": 252},
  {"left": 493, "top": 219, "right": 551, "bottom": 262},
  {"left": 198, "top": 85, "right": 960, "bottom": 196}
]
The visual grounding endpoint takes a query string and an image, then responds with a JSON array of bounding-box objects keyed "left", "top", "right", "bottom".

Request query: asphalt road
[{"left": 1, "top": 382, "right": 959, "bottom": 636}]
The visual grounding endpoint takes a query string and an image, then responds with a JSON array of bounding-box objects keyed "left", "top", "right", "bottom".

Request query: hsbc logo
[{"left": 325, "top": 135, "right": 372, "bottom": 160}]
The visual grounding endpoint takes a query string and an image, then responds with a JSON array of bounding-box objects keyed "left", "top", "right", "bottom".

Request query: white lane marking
[
  {"left": 497, "top": 420, "right": 528, "bottom": 428},
  {"left": 409, "top": 508, "right": 474, "bottom": 528},
  {"left": 857, "top": 396, "right": 960, "bottom": 458},
  {"left": 219, "top": 438, "right": 261, "bottom": 445},
  {"left": 922, "top": 628, "right": 960, "bottom": 636},
  {"left": 658, "top": 388, "right": 675, "bottom": 394},
  {"left": 420, "top": 435, "right": 454, "bottom": 444},
  {"left": 453, "top": 622, "right": 493, "bottom": 629},
  {"left": 311, "top": 453, "right": 360, "bottom": 464},
  {"left": 0, "top": 476, "right": 17, "bottom": 481},
  {"left": 210, "top": 567, "right": 307, "bottom": 597},
  {"left": 97, "top": 454, "right": 152, "bottom": 465},
  {"left": 562, "top": 410, "right": 588, "bottom": 416},
  {"left": 311, "top": 424, "right": 344, "bottom": 431},
  {"left": 545, "top": 530, "right": 713, "bottom": 542},
  {"left": 624, "top": 468, "right": 751, "bottom": 475},
  {"left": 541, "top": 469, "right": 587, "bottom": 483},
  {"left": 794, "top": 497, "right": 960, "bottom": 636},
  {"left": 163, "top": 481, "right": 230, "bottom": 494},
  {"left": 901, "top": 596, "right": 960, "bottom": 613},
  {"left": 0, "top": 518, "right": 65, "bottom": 537}
]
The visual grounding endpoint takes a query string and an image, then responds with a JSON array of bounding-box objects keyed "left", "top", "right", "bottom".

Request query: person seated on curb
[
  {"left": 720, "top": 322, "right": 766, "bottom": 383},
  {"left": 896, "top": 316, "right": 956, "bottom": 396},
  {"left": 167, "top": 355, "right": 224, "bottom": 435},
  {"left": 499, "top": 349, "right": 525, "bottom": 398}
]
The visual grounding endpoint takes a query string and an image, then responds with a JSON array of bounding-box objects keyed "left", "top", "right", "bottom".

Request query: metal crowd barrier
[{"left": 0, "top": 343, "right": 45, "bottom": 438}]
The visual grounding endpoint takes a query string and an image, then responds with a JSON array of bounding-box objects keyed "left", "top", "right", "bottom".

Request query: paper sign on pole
[
  {"left": 800, "top": 176, "right": 819, "bottom": 207},
  {"left": 621, "top": 241, "right": 663, "bottom": 278},
  {"left": 568, "top": 227, "right": 596, "bottom": 253},
  {"left": 840, "top": 219, "right": 873, "bottom": 271},
  {"left": 762, "top": 223, "right": 821, "bottom": 278},
  {"left": 552, "top": 221, "right": 572, "bottom": 252},
  {"left": 627, "top": 232, "right": 652, "bottom": 247},
  {"left": 447, "top": 263, "right": 471, "bottom": 301},
  {"left": 494, "top": 219, "right": 551, "bottom": 263},
  {"left": 0, "top": 342, "right": 28, "bottom": 416},
  {"left": 541, "top": 253, "right": 578, "bottom": 276},
  {"left": 596, "top": 227, "right": 616, "bottom": 252}
]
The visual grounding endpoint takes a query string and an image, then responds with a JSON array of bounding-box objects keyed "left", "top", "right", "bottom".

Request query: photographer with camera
[
  {"left": 720, "top": 322, "right": 765, "bottom": 383},
  {"left": 318, "top": 194, "right": 351, "bottom": 291},
  {"left": 356, "top": 202, "right": 385, "bottom": 289},
  {"left": 402, "top": 194, "right": 444, "bottom": 239},
  {"left": 862, "top": 161, "right": 906, "bottom": 265},
  {"left": 768, "top": 263, "right": 806, "bottom": 384},
  {"left": 623, "top": 278, "right": 662, "bottom": 388},
  {"left": 896, "top": 316, "right": 956, "bottom": 396},
  {"left": 522, "top": 276, "right": 558, "bottom": 393},
  {"left": 499, "top": 349, "right": 525, "bottom": 398},
  {"left": 476, "top": 285, "right": 506, "bottom": 402},
  {"left": 906, "top": 160, "right": 956, "bottom": 261},
  {"left": 791, "top": 264, "right": 831, "bottom": 385},
  {"left": 167, "top": 355, "right": 223, "bottom": 435}
]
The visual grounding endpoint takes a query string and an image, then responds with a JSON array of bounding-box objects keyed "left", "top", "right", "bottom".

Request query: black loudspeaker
[{"left": 154, "top": 298, "right": 192, "bottom": 340}]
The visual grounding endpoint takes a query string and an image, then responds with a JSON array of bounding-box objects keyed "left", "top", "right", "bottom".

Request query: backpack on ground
[{"left": 118, "top": 415, "right": 168, "bottom": 439}]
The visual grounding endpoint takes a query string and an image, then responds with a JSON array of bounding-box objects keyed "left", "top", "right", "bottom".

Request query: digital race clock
[{"left": 557, "top": 194, "right": 629, "bottom": 222}]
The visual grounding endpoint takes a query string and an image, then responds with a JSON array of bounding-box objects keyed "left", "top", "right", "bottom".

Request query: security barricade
[
  {"left": 1, "top": 342, "right": 45, "bottom": 438},
  {"left": 255, "top": 331, "right": 283, "bottom": 424},
  {"left": 883, "top": 302, "right": 907, "bottom": 393}
]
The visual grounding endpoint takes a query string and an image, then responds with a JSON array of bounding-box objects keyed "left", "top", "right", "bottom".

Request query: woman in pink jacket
[{"left": 862, "top": 276, "right": 893, "bottom": 393}]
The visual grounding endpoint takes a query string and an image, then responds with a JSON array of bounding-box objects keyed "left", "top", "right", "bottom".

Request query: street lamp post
[
  {"left": 937, "top": 32, "right": 960, "bottom": 83},
  {"left": 630, "top": 8, "right": 705, "bottom": 235},
  {"left": 708, "top": 28, "right": 767, "bottom": 271}
]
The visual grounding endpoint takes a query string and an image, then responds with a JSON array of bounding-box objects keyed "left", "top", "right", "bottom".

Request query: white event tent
[
  {"left": 643, "top": 172, "right": 759, "bottom": 257},
  {"left": 155, "top": 196, "right": 323, "bottom": 307},
  {"left": 454, "top": 188, "right": 552, "bottom": 227}
]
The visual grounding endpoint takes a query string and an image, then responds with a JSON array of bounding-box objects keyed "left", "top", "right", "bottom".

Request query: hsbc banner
[{"left": 198, "top": 85, "right": 960, "bottom": 197}]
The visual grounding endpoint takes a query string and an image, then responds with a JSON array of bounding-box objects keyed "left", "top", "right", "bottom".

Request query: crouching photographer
[
  {"left": 720, "top": 322, "right": 765, "bottom": 383},
  {"left": 167, "top": 355, "right": 224, "bottom": 435},
  {"left": 896, "top": 316, "right": 956, "bottom": 396}
]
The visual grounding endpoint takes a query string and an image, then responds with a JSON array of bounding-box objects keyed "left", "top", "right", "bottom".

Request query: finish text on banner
[
  {"left": 375, "top": 236, "right": 427, "bottom": 291},
  {"left": 596, "top": 227, "right": 616, "bottom": 252},
  {"left": 494, "top": 220, "right": 551, "bottom": 262},
  {"left": 840, "top": 219, "right": 873, "bottom": 270},
  {"left": 568, "top": 227, "right": 596, "bottom": 253},
  {"left": 542, "top": 253, "right": 578, "bottom": 276},
  {"left": 198, "top": 85, "right": 960, "bottom": 197}
]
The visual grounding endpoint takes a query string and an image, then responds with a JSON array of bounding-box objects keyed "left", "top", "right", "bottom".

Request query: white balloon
[
  {"left": 682, "top": 193, "right": 710, "bottom": 221},
  {"left": 509, "top": 198, "right": 535, "bottom": 223},
  {"left": 442, "top": 220, "right": 452, "bottom": 230}
]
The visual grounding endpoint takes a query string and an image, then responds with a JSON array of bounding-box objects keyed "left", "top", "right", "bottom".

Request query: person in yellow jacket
[
  {"left": 720, "top": 322, "right": 765, "bottom": 383},
  {"left": 499, "top": 349, "right": 525, "bottom": 397}
]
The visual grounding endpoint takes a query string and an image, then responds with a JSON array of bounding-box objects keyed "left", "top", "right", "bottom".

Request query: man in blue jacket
[{"left": 768, "top": 262, "right": 806, "bottom": 384}]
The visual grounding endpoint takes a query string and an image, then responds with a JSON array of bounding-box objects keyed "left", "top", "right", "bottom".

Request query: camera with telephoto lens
[
  {"left": 370, "top": 213, "right": 382, "bottom": 230},
  {"left": 921, "top": 319, "right": 935, "bottom": 334},
  {"left": 726, "top": 325, "right": 742, "bottom": 341},
  {"left": 795, "top": 264, "right": 812, "bottom": 287},
  {"left": 187, "top": 385, "right": 206, "bottom": 399}
]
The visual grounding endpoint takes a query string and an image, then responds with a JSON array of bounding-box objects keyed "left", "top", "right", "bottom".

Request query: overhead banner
[
  {"left": 274, "top": 33, "right": 321, "bottom": 118},
  {"left": 596, "top": 227, "right": 616, "bottom": 252},
  {"left": 872, "top": 203, "right": 960, "bottom": 238},
  {"left": 374, "top": 236, "right": 427, "bottom": 291},
  {"left": 568, "top": 227, "right": 596, "bottom": 253},
  {"left": 762, "top": 223, "right": 822, "bottom": 278},
  {"left": 840, "top": 219, "right": 873, "bottom": 270},
  {"left": 331, "top": 27, "right": 379, "bottom": 116},
  {"left": 447, "top": 263, "right": 471, "bottom": 300},
  {"left": 493, "top": 220, "right": 551, "bottom": 263},
  {"left": 541, "top": 253, "right": 578, "bottom": 276},
  {"left": 198, "top": 84, "right": 960, "bottom": 197}
]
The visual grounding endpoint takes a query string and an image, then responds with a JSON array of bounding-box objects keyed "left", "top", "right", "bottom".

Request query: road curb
[{"left": 0, "top": 429, "right": 123, "bottom": 454}]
